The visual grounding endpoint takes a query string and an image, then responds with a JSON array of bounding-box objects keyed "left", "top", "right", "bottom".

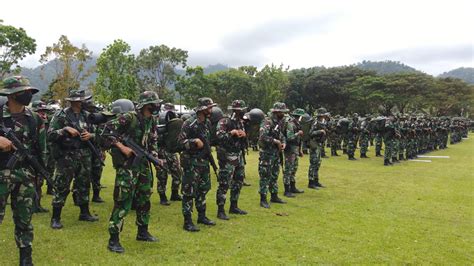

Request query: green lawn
[{"left": 1, "top": 135, "right": 473, "bottom": 265}]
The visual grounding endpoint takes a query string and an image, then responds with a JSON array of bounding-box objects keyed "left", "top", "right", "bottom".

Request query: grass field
[{"left": 1, "top": 136, "right": 473, "bottom": 265}]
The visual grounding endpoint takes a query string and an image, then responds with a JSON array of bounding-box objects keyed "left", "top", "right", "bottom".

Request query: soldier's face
[
  {"left": 275, "top": 112, "right": 284, "bottom": 120},
  {"left": 204, "top": 107, "right": 212, "bottom": 117}
]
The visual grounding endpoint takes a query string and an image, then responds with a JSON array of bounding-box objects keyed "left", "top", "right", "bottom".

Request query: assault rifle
[{"left": 191, "top": 119, "right": 218, "bottom": 177}]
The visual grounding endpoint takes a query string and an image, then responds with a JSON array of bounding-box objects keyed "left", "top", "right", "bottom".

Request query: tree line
[{"left": 1, "top": 20, "right": 473, "bottom": 117}]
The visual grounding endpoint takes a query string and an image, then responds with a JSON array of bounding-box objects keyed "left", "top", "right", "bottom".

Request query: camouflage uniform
[
  {"left": 383, "top": 116, "right": 396, "bottom": 165},
  {"left": 359, "top": 116, "right": 371, "bottom": 158},
  {"left": 215, "top": 100, "right": 248, "bottom": 220},
  {"left": 178, "top": 98, "right": 217, "bottom": 231},
  {"left": 308, "top": 111, "right": 327, "bottom": 188},
  {"left": 283, "top": 108, "right": 305, "bottom": 197},
  {"left": 258, "top": 102, "right": 288, "bottom": 208},
  {"left": 103, "top": 94, "right": 161, "bottom": 253},
  {"left": 0, "top": 76, "right": 47, "bottom": 264},
  {"left": 346, "top": 114, "right": 359, "bottom": 160},
  {"left": 48, "top": 90, "right": 99, "bottom": 229}
]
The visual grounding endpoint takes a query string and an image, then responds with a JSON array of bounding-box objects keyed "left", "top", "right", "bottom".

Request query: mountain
[
  {"left": 438, "top": 67, "right": 474, "bottom": 84},
  {"left": 354, "top": 60, "right": 422, "bottom": 75}
]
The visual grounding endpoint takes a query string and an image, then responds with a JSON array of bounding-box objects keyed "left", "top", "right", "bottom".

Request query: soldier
[
  {"left": 49, "top": 90, "right": 99, "bottom": 229},
  {"left": 215, "top": 100, "right": 248, "bottom": 220},
  {"left": 178, "top": 97, "right": 217, "bottom": 232},
  {"left": 156, "top": 103, "right": 183, "bottom": 205},
  {"left": 0, "top": 76, "right": 47, "bottom": 265},
  {"left": 346, "top": 113, "right": 359, "bottom": 160},
  {"left": 282, "top": 108, "right": 305, "bottom": 198},
  {"left": 308, "top": 109, "right": 327, "bottom": 189},
  {"left": 258, "top": 102, "right": 287, "bottom": 208},
  {"left": 102, "top": 94, "right": 161, "bottom": 253},
  {"left": 31, "top": 100, "right": 54, "bottom": 213},
  {"left": 383, "top": 115, "right": 396, "bottom": 166},
  {"left": 359, "top": 115, "right": 371, "bottom": 158}
]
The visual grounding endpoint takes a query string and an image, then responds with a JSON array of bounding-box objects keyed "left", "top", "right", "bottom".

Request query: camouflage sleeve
[
  {"left": 148, "top": 118, "right": 158, "bottom": 153},
  {"left": 259, "top": 119, "right": 275, "bottom": 145},
  {"left": 47, "top": 110, "right": 66, "bottom": 143},
  {"left": 285, "top": 120, "right": 297, "bottom": 144},
  {"left": 216, "top": 118, "right": 232, "bottom": 143},
  {"left": 178, "top": 119, "right": 199, "bottom": 151},
  {"left": 104, "top": 112, "right": 133, "bottom": 132},
  {"left": 35, "top": 113, "right": 48, "bottom": 164}
]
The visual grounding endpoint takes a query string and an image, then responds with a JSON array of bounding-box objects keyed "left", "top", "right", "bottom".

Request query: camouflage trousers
[
  {"left": 359, "top": 133, "right": 369, "bottom": 155},
  {"left": 156, "top": 149, "right": 182, "bottom": 194},
  {"left": 181, "top": 156, "right": 211, "bottom": 217},
  {"left": 109, "top": 162, "right": 153, "bottom": 234},
  {"left": 258, "top": 151, "right": 280, "bottom": 195},
  {"left": 347, "top": 135, "right": 356, "bottom": 157},
  {"left": 216, "top": 150, "right": 244, "bottom": 207},
  {"left": 375, "top": 134, "right": 383, "bottom": 154},
  {"left": 399, "top": 139, "right": 407, "bottom": 156},
  {"left": 91, "top": 155, "right": 104, "bottom": 192},
  {"left": 383, "top": 138, "right": 394, "bottom": 160},
  {"left": 329, "top": 135, "right": 338, "bottom": 154},
  {"left": 283, "top": 150, "right": 299, "bottom": 185},
  {"left": 308, "top": 144, "right": 322, "bottom": 182},
  {"left": 406, "top": 138, "right": 417, "bottom": 157},
  {"left": 0, "top": 168, "right": 35, "bottom": 248},
  {"left": 52, "top": 149, "right": 92, "bottom": 208}
]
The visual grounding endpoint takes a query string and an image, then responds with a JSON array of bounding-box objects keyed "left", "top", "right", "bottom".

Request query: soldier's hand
[
  {"left": 237, "top": 130, "right": 246, "bottom": 138},
  {"left": 194, "top": 138, "right": 204, "bottom": 149},
  {"left": 298, "top": 150, "right": 304, "bottom": 157},
  {"left": 80, "top": 131, "right": 92, "bottom": 141},
  {"left": 297, "top": 130, "right": 304, "bottom": 136},
  {"left": 63, "top": 126, "right": 80, "bottom": 137},
  {"left": 115, "top": 142, "right": 134, "bottom": 158},
  {"left": 273, "top": 139, "right": 282, "bottom": 147},
  {"left": 280, "top": 143, "right": 286, "bottom": 151},
  {"left": 230, "top": 129, "right": 239, "bottom": 136},
  {"left": 0, "top": 137, "right": 14, "bottom": 152}
]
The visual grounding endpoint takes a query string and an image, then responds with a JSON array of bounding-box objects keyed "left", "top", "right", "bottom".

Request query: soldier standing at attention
[
  {"left": 178, "top": 98, "right": 217, "bottom": 232},
  {"left": 258, "top": 102, "right": 287, "bottom": 208},
  {"left": 102, "top": 94, "right": 161, "bottom": 253},
  {"left": 49, "top": 90, "right": 98, "bottom": 229},
  {"left": 283, "top": 108, "right": 305, "bottom": 198},
  {"left": 215, "top": 100, "right": 248, "bottom": 220},
  {"left": 0, "top": 76, "right": 47, "bottom": 265},
  {"left": 308, "top": 109, "right": 327, "bottom": 189}
]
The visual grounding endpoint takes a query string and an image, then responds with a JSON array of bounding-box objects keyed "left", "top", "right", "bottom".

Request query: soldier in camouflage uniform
[
  {"left": 359, "top": 115, "right": 371, "bottom": 158},
  {"left": 31, "top": 100, "right": 54, "bottom": 213},
  {"left": 282, "top": 108, "right": 305, "bottom": 198},
  {"left": 258, "top": 102, "right": 287, "bottom": 208},
  {"left": 346, "top": 113, "right": 359, "bottom": 160},
  {"left": 156, "top": 103, "right": 182, "bottom": 206},
  {"left": 215, "top": 100, "right": 248, "bottom": 220},
  {"left": 308, "top": 109, "right": 327, "bottom": 189},
  {"left": 48, "top": 90, "right": 99, "bottom": 229},
  {"left": 178, "top": 98, "right": 217, "bottom": 232},
  {"left": 0, "top": 76, "right": 47, "bottom": 265},
  {"left": 383, "top": 115, "right": 396, "bottom": 166},
  {"left": 101, "top": 94, "right": 161, "bottom": 253}
]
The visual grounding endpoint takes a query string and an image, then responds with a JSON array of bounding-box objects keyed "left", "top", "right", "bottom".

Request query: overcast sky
[{"left": 2, "top": 0, "right": 473, "bottom": 75}]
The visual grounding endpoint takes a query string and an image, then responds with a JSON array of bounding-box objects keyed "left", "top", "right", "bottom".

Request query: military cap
[
  {"left": 270, "top": 102, "right": 289, "bottom": 113},
  {"left": 65, "top": 89, "right": 92, "bottom": 102},
  {"left": 291, "top": 108, "right": 306, "bottom": 116},
  {"left": 136, "top": 91, "right": 162, "bottom": 109},
  {"left": 228, "top": 100, "right": 247, "bottom": 111},
  {"left": 0, "top": 76, "right": 39, "bottom": 96},
  {"left": 195, "top": 97, "right": 217, "bottom": 112}
]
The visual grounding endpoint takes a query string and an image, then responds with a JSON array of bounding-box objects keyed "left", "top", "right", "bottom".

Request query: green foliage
[
  {"left": 39, "top": 35, "right": 93, "bottom": 104},
  {"left": 355, "top": 60, "right": 421, "bottom": 75},
  {"left": 137, "top": 45, "right": 188, "bottom": 102},
  {"left": 438, "top": 67, "right": 474, "bottom": 84},
  {"left": 94, "top": 39, "right": 139, "bottom": 104},
  {"left": 0, "top": 21, "right": 36, "bottom": 78}
]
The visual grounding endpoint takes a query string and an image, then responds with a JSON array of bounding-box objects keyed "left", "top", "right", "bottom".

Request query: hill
[
  {"left": 354, "top": 60, "right": 422, "bottom": 75},
  {"left": 438, "top": 67, "right": 474, "bottom": 84}
]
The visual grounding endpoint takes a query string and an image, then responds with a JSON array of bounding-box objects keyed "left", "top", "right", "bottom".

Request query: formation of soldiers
[{"left": 0, "top": 75, "right": 471, "bottom": 265}]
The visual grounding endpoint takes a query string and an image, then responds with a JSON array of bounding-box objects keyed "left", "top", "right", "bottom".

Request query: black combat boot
[
  {"left": 384, "top": 159, "right": 390, "bottom": 166},
  {"left": 136, "top": 225, "right": 158, "bottom": 242},
  {"left": 183, "top": 215, "right": 200, "bottom": 232},
  {"left": 375, "top": 151, "right": 382, "bottom": 157},
  {"left": 348, "top": 154, "right": 357, "bottom": 160},
  {"left": 243, "top": 181, "right": 251, "bottom": 186},
  {"left": 108, "top": 233, "right": 125, "bottom": 253},
  {"left": 217, "top": 205, "right": 229, "bottom": 220},
  {"left": 78, "top": 204, "right": 99, "bottom": 222},
  {"left": 159, "top": 193, "right": 170, "bottom": 206},
  {"left": 308, "top": 180, "right": 318, "bottom": 189},
  {"left": 283, "top": 184, "right": 295, "bottom": 198},
  {"left": 46, "top": 185, "right": 53, "bottom": 195},
  {"left": 270, "top": 193, "right": 286, "bottom": 204},
  {"left": 399, "top": 154, "right": 405, "bottom": 161},
  {"left": 197, "top": 212, "right": 216, "bottom": 226},
  {"left": 92, "top": 189, "right": 104, "bottom": 203},
  {"left": 33, "top": 197, "right": 49, "bottom": 213},
  {"left": 19, "top": 246, "right": 33, "bottom": 266},
  {"left": 50, "top": 206, "right": 63, "bottom": 229},
  {"left": 342, "top": 149, "right": 347, "bottom": 154},
  {"left": 392, "top": 157, "right": 400, "bottom": 163},
  {"left": 290, "top": 181, "right": 304, "bottom": 193},
  {"left": 333, "top": 151, "right": 339, "bottom": 156},
  {"left": 360, "top": 153, "right": 369, "bottom": 158},
  {"left": 260, "top": 193, "right": 270, "bottom": 208},
  {"left": 315, "top": 180, "right": 325, "bottom": 188},
  {"left": 170, "top": 190, "right": 182, "bottom": 201},
  {"left": 229, "top": 201, "right": 247, "bottom": 215}
]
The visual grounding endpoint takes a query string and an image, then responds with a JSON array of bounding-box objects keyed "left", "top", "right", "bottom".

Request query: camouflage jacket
[
  {"left": 0, "top": 105, "right": 47, "bottom": 174},
  {"left": 258, "top": 116, "right": 286, "bottom": 154},
  {"left": 216, "top": 116, "right": 247, "bottom": 153},
  {"left": 178, "top": 114, "right": 212, "bottom": 157},
  {"left": 284, "top": 116, "right": 301, "bottom": 153},
  {"left": 48, "top": 107, "right": 95, "bottom": 150}
]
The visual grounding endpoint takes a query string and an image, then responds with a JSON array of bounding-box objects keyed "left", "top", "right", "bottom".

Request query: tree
[
  {"left": 94, "top": 39, "right": 139, "bottom": 104},
  {"left": 137, "top": 44, "right": 188, "bottom": 102},
  {"left": 0, "top": 20, "right": 36, "bottom": 78},
  {"left": 175, "top": 66, "right": 213, "bottom": 108},
  {"left": 347, "top": 75, "right": 391, "bottom": 114},
  {"left": 253, "top": 64, "right": 289, "bottom": 112},
  {"left": 39, "top": 35, "right": 93, "bottom": 104}
]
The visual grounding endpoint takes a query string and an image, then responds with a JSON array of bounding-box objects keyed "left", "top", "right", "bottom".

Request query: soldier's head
[
  {"left": 65, "top": 89, "right": 92, "bottom": 110},
  {"left": 291, "top": 108, "right": 306, "bottom": 121},
  {"left": 137, "top": 91, "right": 162, "bottom": 117},
  {"left": 270, "top": 102, "right": 289, "bottom": 120},
  {"left": 228, "top": 100, "right": 247, "bottom": 118},
  {"left": 111, "top": 99, "right": 135, "bottom": 114},
  {"left": 195, "top": 97, "right": 217, "bottom": 117},
  {"left": 0, "top": 76, "right": 39, "bottom": 107}
]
